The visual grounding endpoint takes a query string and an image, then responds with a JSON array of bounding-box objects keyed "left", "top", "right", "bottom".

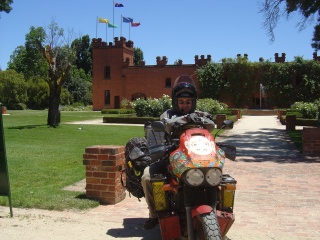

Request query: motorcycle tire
[{"left": 193, "top": 210, "right": 222, "bottom": 240}]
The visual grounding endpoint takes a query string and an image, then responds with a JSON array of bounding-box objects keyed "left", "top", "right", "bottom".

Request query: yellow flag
[{"left": 98, "top": 18, "right": 109, "bottom": 24}]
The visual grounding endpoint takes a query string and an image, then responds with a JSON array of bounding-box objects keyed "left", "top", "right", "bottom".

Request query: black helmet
[{"left": 172, "top": 75, "right": 197, "bottom": 115}]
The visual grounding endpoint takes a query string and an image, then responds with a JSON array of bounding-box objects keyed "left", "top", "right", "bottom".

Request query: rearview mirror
[{"left": 222, "top": 120, "right": 234, "bottom": 129}]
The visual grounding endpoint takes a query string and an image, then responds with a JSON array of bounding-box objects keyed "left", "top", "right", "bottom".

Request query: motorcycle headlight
[
  {"left": 206, "top": 168, "right": 222, "bottom": 186},
  {"left": 185, "top": 169, "right": 205, "bottom": 186}
]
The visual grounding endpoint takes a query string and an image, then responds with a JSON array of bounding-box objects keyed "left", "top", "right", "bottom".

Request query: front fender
[{"left": 191, "top": 205, "right": 213, "bottom": 218}]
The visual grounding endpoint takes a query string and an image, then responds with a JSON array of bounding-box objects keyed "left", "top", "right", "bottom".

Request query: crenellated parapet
[
  {"left": 275, "top": 53, "right": 286, "bottom": 63},
  {"left": 156, "top": 56, "right": 168, "bottom": 67},
  {"left": 114, "top": 37, "right": 134, "bottom": 49},
  {"left": 92, "top": 37, "right": 134, "bottom": 49},
  {"left": 176, "top": 59, "right": 183, "bottom": 66},
  {"left": 92, "top": 38, "right": 108, "bottom": 48},
  {"left": 194, "top": 55, "right": 211, "bottom": 66}
]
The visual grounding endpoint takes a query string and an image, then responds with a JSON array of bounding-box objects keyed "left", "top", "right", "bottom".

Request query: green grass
[
  {"left": 1, "top": 110, "right": 143, "bottom": 211},
  {"left": 287, "top": 130, "right": 303, "bottom": 153},
  {"left": 3, "top": 110, "right": 302, "bottom": 211}
]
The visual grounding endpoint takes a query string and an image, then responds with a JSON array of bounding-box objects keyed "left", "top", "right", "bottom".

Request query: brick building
[
  {"left": 92, "top": 37, "right": 211, "bottom": 110},
  {"left": 92, "top": 37, "right": 319, "bottom": 110}
]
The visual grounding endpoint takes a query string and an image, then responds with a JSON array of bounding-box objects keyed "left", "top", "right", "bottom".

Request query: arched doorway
[{"left": 131, "top": 92, "right": 146, "bottom": 101}]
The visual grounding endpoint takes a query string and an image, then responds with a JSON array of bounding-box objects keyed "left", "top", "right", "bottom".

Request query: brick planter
[
  {"left": 83, "top": 145, "right": 126, "bottom": 204},
  {"left": 286, "top": 115, "right": 296, "bottom": 131},
  {"left": 2, "top": 106, "right": 7, "bottom": 114},
  {"left": 302, "top": 127, "right": 320, "bottom": 156},
  {"left": 278, "top": 110, "right": 286, "bottom": 120},
  {"left": 231, "top": 110, "right": 241, "bottom": 120},
  {"left": 215, "top": 114, "right": 227, "bottom": 129}
]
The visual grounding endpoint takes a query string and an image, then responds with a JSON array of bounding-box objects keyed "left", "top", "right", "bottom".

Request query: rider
[{"left": 141, "top": 74, "right": 215, "bottom": 230}]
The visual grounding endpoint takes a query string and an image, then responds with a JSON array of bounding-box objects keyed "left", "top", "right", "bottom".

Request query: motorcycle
[{"left": 145, "top": 115, "right": 237, "bottom": 240}]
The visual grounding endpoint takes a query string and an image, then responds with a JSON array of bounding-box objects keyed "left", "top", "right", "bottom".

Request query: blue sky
[{"left": 0, "top": 0, "right": 316, "bottom": 70}]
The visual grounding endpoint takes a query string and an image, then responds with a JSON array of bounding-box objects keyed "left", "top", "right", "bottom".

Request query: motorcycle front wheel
[{"left": 193, "top": 211, "right": 222, "bottom": 240}]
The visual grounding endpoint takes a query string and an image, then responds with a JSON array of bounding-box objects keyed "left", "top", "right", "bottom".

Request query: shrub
[
  {"left": 130, "top": 98, "right": 148, "bottom": 117},
  {"left": 291, "top": 101, "right": 318, "bottom": 119},
  {"left": 130, "top": 96, "right": 230, "bottom": 117},
  {"left": 101, "top": 109, "right": 135, "bottom": 114},
  {"left": 130, "top": 94, "right": 171, "bottom": 117},
  {"left": 121, "top": 98, "right": 130, "bottom": 109},
  {"left": 197, "top": 98, "right": 228, "bottom": 115}
]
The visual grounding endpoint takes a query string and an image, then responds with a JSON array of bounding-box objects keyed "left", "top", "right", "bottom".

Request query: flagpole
[
  {"left": 113, "top": 0, "right": 115, "bottom": 41},
  {"left": 106, "top": 24, "right": 108, "bottom": 42},
  {"left": 129, "top": 23, "right": 131, "bottom": 40},
  {"left": 121, "top": 15, "right": 122, "bottom": 37},
  {"left": 96, "top": 16, "right": 97, "bottom": 38}
]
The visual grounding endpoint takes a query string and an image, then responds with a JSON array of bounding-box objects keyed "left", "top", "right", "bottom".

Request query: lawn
[
  {"left": 286, "top": 130, "right": 303, "bottom": 153},
  {"left": 0, "top": 110, "right": 143, "bottom": 210},
  {"left": 0, "top": 110, "right": 232, "bottom": 211}
]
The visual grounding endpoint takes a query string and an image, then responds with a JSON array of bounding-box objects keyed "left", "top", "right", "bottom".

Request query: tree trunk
[{"left": 47, "top": 85, "right": 61, "bottom": 126}]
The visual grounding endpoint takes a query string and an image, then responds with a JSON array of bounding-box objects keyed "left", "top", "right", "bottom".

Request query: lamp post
[
  {"left": 317, "top": 106, "right": 320, "bottom": 128},
  {"left": 260, "top": 83, "right": 262, "bottom": 110}
]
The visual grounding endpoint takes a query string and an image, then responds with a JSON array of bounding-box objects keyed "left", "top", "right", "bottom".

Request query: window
[
  {"left": 105, "top": 90, "right": 110, "bottom": 105},
  {"left": 104, "top": 66, "right": 111, "bottom": 79},
  {"left": 165, "top": 78, "right": 171, "bottom": 88}
]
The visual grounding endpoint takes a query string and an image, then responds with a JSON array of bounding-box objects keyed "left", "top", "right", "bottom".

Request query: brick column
[
  {"left": 302, "top": 127, "right": 320, "bottom": 156},
  {"left": 2, "top": 106, "right": 7, "bottom": 114},
  {"left": 83, "top": 145, "right": 126, "bottom": 204},
  {"left": 215, "top": 114, "right": 227, "bottom": 129},
  {"left": 278, "top": 110, "right": 286, "bottom": 120},
  {"left": 231, "top": 110, "right": 241, "bottom": 120},
  {"left": 286, "top": 115, "right": 296, "bottom": 131}
]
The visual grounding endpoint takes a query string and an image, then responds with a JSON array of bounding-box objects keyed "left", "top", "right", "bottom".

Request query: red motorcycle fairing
[
  {"left": 191, "top": 205, "right": 213, "bottom": 218},
  {"left": 169, "top": 128, "right": 226, "bottom": 179}
]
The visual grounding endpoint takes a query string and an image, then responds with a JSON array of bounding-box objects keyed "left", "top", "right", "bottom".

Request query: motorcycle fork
[
  {"left": 184, "top": 185, "right": 196, "bottom": 240},
  {"left": 184, "top": 186, "right": 218, "bottom": 240}
]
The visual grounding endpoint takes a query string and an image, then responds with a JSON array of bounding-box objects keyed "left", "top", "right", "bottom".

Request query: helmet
[{"left": 172, "top": 75, "right": 197, "bottom": 115}]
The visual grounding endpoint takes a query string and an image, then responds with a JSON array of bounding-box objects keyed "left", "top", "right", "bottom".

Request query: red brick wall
[
  {"left": 286, "top": 115, "right": 296, "bottom": 131},
  {"left": 215, "top": 114, "right": 227, "bottom": 129},
  {"left": 83, "top": 145, "right": 126, "bottom": 204},
  {"left": 92, "top": 37, "right": 210, "bottom": 110},
  {"left": 302, "top": 127, "right": 320, "bottom": 156}
]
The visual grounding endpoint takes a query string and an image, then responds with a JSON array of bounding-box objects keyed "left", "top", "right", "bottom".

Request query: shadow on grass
[
  {"left": 75, "top": 194, "right": 89, "bottom": 200},
  {"left": 8, "top": 124, "right": 47, "bottom": 130}
]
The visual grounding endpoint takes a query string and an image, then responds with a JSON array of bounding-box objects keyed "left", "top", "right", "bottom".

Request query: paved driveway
[{"left": 218, "top": 115, "right": 320, "bottom": 240}]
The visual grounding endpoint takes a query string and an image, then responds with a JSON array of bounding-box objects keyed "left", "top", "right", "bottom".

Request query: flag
[
  {"left": 122, "top": 16, "right": 133, "bottom": 23},
  {"left": 131, "top": 22, "right": 141, "bottom": 27},
  {"left": 108, "top": 23, "right": 118, "bottom": 28},
  {"left": 98, "top": 18, "right": 109, "bottom": 24},
  {"left": 115, "top": 2, "right": 124, "bottom": 7}
]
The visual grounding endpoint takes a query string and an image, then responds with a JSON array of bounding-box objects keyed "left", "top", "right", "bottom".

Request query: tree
[
  {"left": 260, "top": 0, "right": 320, "bottom": 49},
  {"left": 134, "top": 47, "right": 144, "bottom": 66},
  {"left": 71, "top": 35, "right": 92, "bottom": 75},
  {"left": 0, "top": 0, "right": 13, "bottom": 15},
  {"left": 196, "top": 62, "right": 224, "bottom": 99},
  {"left": 27, "top": 77, "right": 49, "bottom": 110},
  {"left": 0, "top": 69, "right": 28, "bottom": 109},
  {"left": 8, "top": 27, "right": 48, "bottom": 79},
  {"left": 10, "top": 19, "right": 77, "bottom": 125},
  {"left": 37, "top": 20, "right": 76, "bottom": 126},
  {"left": 63, "top": 68, "right": 92, "bottom": 105}
]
